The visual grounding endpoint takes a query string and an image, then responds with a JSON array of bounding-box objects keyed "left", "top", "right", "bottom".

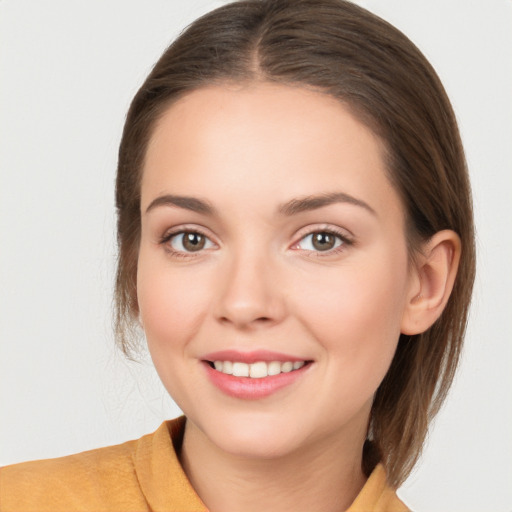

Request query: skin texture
[{"left": 136, "top": 83, "right": 460, "bottom": 512}]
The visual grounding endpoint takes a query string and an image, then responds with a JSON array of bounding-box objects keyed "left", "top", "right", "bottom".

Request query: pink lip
[
  {"left": 202, "top": 359, "right": 312, "bottom": 400},
  {"left": 202, "top": 349, "right": 307, "bottom": 364}
]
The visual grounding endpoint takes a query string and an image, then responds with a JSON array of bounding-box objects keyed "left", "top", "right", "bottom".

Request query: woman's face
[{"left": 138, "top": 83, "right": 417, "bottom": 459}]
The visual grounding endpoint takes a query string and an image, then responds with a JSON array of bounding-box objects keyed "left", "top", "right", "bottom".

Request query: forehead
[{"left": 141, "top": 82, "right": 402, "bottom": 223}]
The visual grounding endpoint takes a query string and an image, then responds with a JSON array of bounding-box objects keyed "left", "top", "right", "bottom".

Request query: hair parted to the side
[{"left": 114, "top": 0, "right": 475, "bottom": 487}]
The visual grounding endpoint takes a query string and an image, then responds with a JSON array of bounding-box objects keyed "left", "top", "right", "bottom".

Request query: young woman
[{"left": 1, "top": 1, "right": 476, "bottom": 511}]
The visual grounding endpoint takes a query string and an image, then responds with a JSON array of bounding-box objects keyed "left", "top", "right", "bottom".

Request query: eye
[
  {"left": 165, "top": 231, "right": 215, "bottom": 253},
  {"left": 295, "top": 230, "right": 346, "bottom": 252}
]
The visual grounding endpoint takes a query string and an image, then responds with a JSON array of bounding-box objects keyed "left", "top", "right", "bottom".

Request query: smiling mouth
[{"left": 205, "top": 360, "right": 312, "bottom": 378}]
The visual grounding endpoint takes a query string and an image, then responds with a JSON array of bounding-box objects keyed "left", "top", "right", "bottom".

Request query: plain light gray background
[{"left": 1, "top": 1, "right": 511, "bottom": 510}]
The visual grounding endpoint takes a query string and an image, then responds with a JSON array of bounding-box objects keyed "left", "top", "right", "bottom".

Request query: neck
[{"left": 180, "top": 420, "right": 368, "bottom": 512}]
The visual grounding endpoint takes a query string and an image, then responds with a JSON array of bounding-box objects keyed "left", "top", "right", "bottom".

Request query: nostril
[{"left": 218, "top": 315, "right": 273, "bottom": 327}]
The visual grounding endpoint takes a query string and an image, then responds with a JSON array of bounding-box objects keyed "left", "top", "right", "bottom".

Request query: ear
[{"left": 401, "top": 230, "right": 461, "bottom": 335}]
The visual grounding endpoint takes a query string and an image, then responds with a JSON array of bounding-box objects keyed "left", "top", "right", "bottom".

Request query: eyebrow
[
  {"left": 145, "top": 191, "right": 376, "bottom": 217},
  {"left": 145, "top": 194, "right": 217, "bottom": 215},
  {"left": 278, "top": 192, "right": 377, "bottom": 217}
]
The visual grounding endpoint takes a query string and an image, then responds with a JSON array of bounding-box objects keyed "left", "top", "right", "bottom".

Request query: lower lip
[{"left": 203, "top": 361, "right": 311, "bottom": 400}]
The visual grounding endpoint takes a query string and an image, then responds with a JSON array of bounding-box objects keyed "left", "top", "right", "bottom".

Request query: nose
[{"left": 214, "top": 250, "right": 286, "bottom": 330}]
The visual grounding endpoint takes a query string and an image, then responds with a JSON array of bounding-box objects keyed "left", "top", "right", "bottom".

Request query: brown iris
[
  {"left": 312, "top": 232, "right": 337, "bottom": 251},
  {"left": 182, "top": 232, "right": 206, "bottom": 251}
]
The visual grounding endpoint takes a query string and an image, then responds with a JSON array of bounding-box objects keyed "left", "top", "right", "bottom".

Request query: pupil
[
  {"left": 312, "top": 232, "right": 334, "bottom": 251},
  {"left": 183, "top": 233, "right": 205, "bottom": 251}
]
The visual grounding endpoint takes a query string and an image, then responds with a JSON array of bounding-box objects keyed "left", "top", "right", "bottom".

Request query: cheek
[
  {"left": 293, "top": 251, "right": 409, "bottom": 380},
  {"left": 136, "top": 251, "right": 211, "bottom": 349}
]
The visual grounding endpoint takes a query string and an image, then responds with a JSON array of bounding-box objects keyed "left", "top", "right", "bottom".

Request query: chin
[
  {"left": 213, "top": 428, "right": 303, "bottom": 460},
  {"left": 190, "top": 408, "right": 312, "bottom": 460}
]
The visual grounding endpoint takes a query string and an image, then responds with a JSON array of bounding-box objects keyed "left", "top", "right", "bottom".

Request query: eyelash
[
  {"left": 159, "top": 227, "right": 353, "bottom": 259},
  {"left": 159, "top": 228, "right": 213, "bottom": 259},
  {"left": 293, "top": 227, "right": 353, "bottom": 258}
]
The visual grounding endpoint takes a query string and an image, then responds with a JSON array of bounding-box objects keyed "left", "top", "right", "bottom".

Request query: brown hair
[{"left": 115, "top": 0, "right": 475, "bottom": 487}]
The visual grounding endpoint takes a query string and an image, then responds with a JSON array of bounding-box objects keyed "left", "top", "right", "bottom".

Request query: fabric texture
[{"left": 0, "top": 416, "right": 409, "bottom": 512}]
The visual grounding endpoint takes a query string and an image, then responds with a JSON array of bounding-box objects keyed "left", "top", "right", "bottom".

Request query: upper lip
[{"left": 202, "top": 349, "right": 310, "bottom": 364}]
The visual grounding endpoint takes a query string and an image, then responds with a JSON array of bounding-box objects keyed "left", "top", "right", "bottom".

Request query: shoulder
[
  {"left": 0, "top": 418, "right": 204, "bottom": 512},
  {"left": 347, "top": 464, "right": 411, "bottom": 512},
  {"left": 1, "top": 432, "right": 148, "bottom": 512}
]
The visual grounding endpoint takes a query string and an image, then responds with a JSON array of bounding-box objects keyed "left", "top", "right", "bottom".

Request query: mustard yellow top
[{"left": 0, "top": 417, "right": 409, "bottom": 512}]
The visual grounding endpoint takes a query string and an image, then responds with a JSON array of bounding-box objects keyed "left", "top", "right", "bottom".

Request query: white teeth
[
  {"left": 281, "top": 361, "right": 293, "bottom": 373},
  {"left": 213, "top": 360, "right": 307, "bottom": 378},
  {"left": 222, "top": 361, "right": 233, "bottom": 375},
  {"left": 249, "top": 361, "right": 268, "bottom": 378},
  {"left": 267, "top": 361, "right": 281, "bottom": 376},
  {"left": 232, "top": 362, "right": 249, "bottom": 377}
]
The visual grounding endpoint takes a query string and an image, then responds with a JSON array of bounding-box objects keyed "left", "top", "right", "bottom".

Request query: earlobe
[{"left": 401, "top": 230, "right": 461, "bottom": 335}]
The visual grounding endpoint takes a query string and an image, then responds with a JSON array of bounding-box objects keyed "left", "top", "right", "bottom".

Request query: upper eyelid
[
  {"left": 160, "top": 229, "right": 217, "bottom": 256},
  {"left": 161, "top": 224, "right": 216, "bottom": 240},
  {"left": 292, "top": 230, "right": 352, "bottom": 251},
  {"left": 158, "top": 228, "right": 217, "bottom": 254},
  {"left": 292, "top": 224, "right": 354, "bottom": 242}
]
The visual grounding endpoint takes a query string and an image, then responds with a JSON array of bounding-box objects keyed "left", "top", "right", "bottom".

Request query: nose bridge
[{"left": 214, "top": 237, "right": 285, "bottom": 328}]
